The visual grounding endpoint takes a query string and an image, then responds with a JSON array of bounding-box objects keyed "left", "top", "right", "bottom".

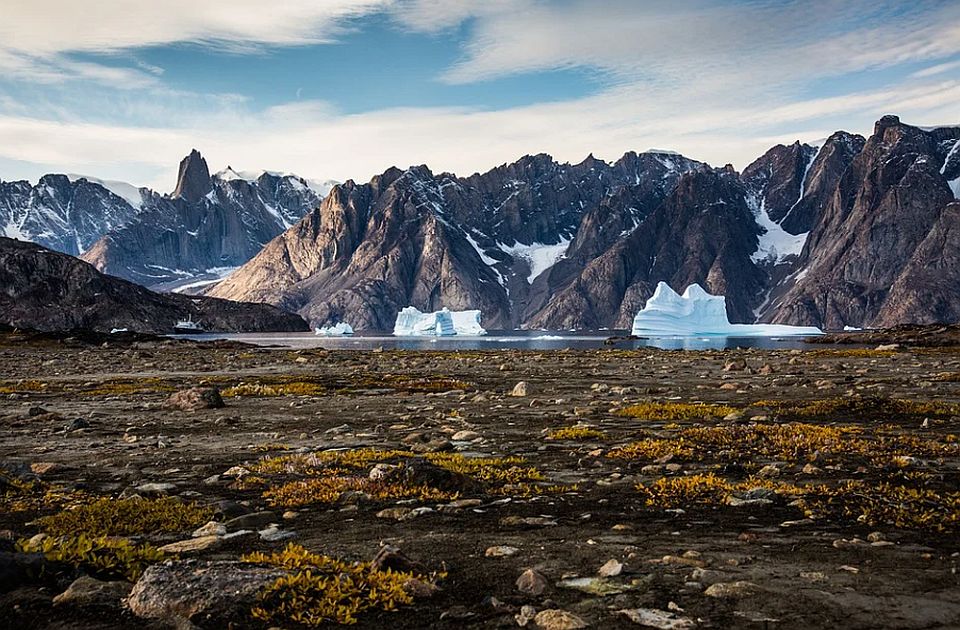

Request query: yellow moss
[
  {"left": 617, "top": 401, "right": 737, "bottom": 421},
  {"left": 753, "top": 397, "right": 960, "bottom": 420},
  {"left": 244, "top": 544, "right": 434, "bottom": 626},
  {"left": 348, "top": 373, "right": 472, "bottom": 393},
  {"left": 0, "top": 379, "right": 48, "bottom": 394},
  {"left": 222, "top": 381, "right": 326, "bottom": 397},
  {"left": 800, "top": 481, "right": 960, "bottom": 532},
  {"left": 425, "top": 453, "right": 544, "bottom": 484},
  {"left": 608, "top": 421, "right": 956, "bottom": 464},
  {"left": 546, "top": 426, "right": 606, "bottom": 440},
  {"left": 635, "top": 473, "right": 733, "bottom": 507},
  {"left": 17, "top": 535, "right": 166, "bottom": 581},
  {"left": 38, "top": 497, "right": 213, "bottom": 538},
  {"left": 263, "top": 476, "right": 457, "bottom": 508},
  {"left": 0, "top": 471, "right": 87, "bottom": 513}
]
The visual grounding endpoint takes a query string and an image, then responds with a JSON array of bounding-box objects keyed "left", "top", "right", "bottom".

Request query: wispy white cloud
[
  {"left": 0, "top": 0, "right": 390, "bottom": 86},
  {"left": 1, "top": 76, "right": 956, "bottom": 192},
  {"left": 0, "top": 0, "right": 958, "bottom": 189}
]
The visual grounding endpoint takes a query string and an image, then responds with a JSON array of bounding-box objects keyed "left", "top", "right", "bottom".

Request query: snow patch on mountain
[
  {"left": 500, "top": 238, "right": 571, "bottom": 283},
  {"left": 66, "top": 174, "right": 145, "bottom": 209},
  {"left": 748, "top": 195, "right": 808, "bottom": 263}
]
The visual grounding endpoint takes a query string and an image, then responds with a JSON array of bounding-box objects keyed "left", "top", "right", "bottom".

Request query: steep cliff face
[
  {"left": 209, "top": 152, "right": 704, "bottom": 329},
  {"left": 770, "top": 116, "right": 960, "bottom": 329},
  {"left": 81, "top": 151, "right": 322, "bottom": 290},
  {"left": 529, "top": 167, "right": 764, "bottom": 329},
  {"left": 0, "top": 238, "right": 307, "bottom": 333}
]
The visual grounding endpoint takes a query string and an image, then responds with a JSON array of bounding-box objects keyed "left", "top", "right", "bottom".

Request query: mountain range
[
  {"left": 2, "top": 114, "right": 959, "bottom": 332},
  {"left": 1, "top": 150, "right": 333, "bottom": 292},
  {"left": 210, "top": 115, "right": 960, "bottom": 331}
]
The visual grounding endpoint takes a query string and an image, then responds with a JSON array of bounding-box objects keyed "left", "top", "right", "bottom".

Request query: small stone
[
  {"left": 867, "top": 531, "right": 885, "bottom": 542},
  {"left": 485, "top": 545, "right": 519, "bottom": 558},
  {"left": 377, "top": 507, "right": 414, "bottom": 521},
  {"left": 53, "top": 576, "right": 131, "bottom": 608},
  {"left": 135, "top": 482, "right": 176, "bottom": 495},
  {"left": 258, "top": 526, "right": 296, "bottom": 542},
  {"left": 799, "top": 571, "right": 827, "bottom": 582},
  {"left": 516, "top": 568, "right": 549, "bottom": 596},
  {"left": 500, "top": 516, "right": 557, "bottom": 528},
  {"left": 511, "top": 381, "right": 529, "bottom": 397},
  {"left": 875, "top": 344, "right": 900, "bottom": 351},
  {"left": 158, "top": 535, "right": 222, "bottom": 554},
  {"left": 30, "top": 462, "right": 60, "bottom": 476},
  {"left": 192, "top": 521, "right": 227, "bottom": 538},
  {"left": 451, "top": 430, "right": 481, "bottom": 441},
  {"left": 516, "top": 605, "right": 538, "bottom": 627},
  {"left": 597, "top": 559, "right": 623, "bottom": 577},
  {"left": 757, "top": 464, "right": 780, "bottom": 478},
  {"left": 618, "top": 608, "right": 695, "bottom": 629},
  {"left": 223, "top": 511, "right": 275, "bottom": 531},
  {"left": 704, "top": 581, "right": 761, "bottom": 598},
  {"left": 533, "top": 609, "right": 589, "bottom": 630},
  {"left": 282, "top": 511, "right": 299, "bottom": 520}
]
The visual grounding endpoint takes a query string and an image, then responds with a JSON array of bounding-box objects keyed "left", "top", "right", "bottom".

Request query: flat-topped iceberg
[
  {"left": 632, "top": 282, "right": 821, "bottom": 337},
  {"left": 315, "top": 322, "right": 354, "bottom": 336},
  {"left": 393, "top": 307, "right": 486, "bottom": 336}
]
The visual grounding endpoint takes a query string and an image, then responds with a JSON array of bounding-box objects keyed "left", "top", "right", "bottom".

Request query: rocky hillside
[
  {"left": 210, "top": 152, "right": 704, "bottom": 329},
  {"left": 81, "top": 150, "right": 324, "bottom": 291},
  {"left": 0, "top": 174, "right": 143, "bottom": 256},
  {"left": 769, "top": 116, "right": 960, "bottom": 329},
  {"left": 0, "top": 237, "right": 307, "bottom": 333},
  {"left": 211, "top": 116, "right": 959, "bottom": 331}
]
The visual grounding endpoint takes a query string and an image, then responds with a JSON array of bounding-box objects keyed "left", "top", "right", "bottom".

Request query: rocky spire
[{"left": 172, "top": 149, "right": 212, "bottom": 202}]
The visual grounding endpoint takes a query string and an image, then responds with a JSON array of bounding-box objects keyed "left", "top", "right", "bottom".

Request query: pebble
[
  {"left": 597, "top": 559, "right": 623, "bottom": 577},
  {"left": 511, "top": 381, "right": 529, "bottom": 397},
  {"left": 704, "top": 581, "right": 761, "bottom": 598},
  {"left": 158, "top": 535, "right": 222, "bottom": 554},
  {"left": 533, "top": 609, "right": 589, "bottom": 630},
  {"left": 516, "top": 568, "right": 549, "bottom": 596},
  {"left": 485, "top": 545, "right": 520, "bottom": 558},
  {"left": 618, "top": 608, "right": 695, "bottom": 629}
]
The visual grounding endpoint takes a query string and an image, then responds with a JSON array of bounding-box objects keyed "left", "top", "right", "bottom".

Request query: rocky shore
[{"left": 1, "top": 332, "right": 958, "bottom": 629}]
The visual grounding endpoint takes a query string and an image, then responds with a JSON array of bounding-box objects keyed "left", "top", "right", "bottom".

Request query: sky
[{"left": 0, "top": 0, "right": 958, "bottom": 191}]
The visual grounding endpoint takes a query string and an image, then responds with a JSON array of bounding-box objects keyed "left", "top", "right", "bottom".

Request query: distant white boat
[{"left": 173, "top": 315, "right": 204, "bottom": 334}]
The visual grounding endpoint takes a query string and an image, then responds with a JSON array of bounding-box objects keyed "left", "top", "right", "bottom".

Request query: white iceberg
[
  {"left": 393, "top": 307, "right": 486, "bottom": 336},
  {"left": 632, "top": 282, "right": 821, "bottom": 337},
  {"left": 314, "top": 322, "right": 354, "bottom": 336}
]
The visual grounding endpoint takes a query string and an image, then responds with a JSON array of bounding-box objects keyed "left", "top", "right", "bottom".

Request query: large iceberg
[
  {"left": 393, "top": 307, "right": 486, "bottom": 336},
  {"left": 632, "top": 282, "right": 821, "bottom": 337},
  {"left": 315, "top": 322, "right": 354, "bottom": 336}
]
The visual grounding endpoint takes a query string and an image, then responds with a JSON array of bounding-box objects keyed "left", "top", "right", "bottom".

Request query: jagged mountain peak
[{"left": 172, "top": 149, "right": 212, "bottom": 202}]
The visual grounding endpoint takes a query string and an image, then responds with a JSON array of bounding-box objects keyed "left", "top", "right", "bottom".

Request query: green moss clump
[
  {"left": 38, "top": 497, "right": 213, "bottom": 537},
  {"left": 17, "top": 534, "right": 166, "bottom": 581}
]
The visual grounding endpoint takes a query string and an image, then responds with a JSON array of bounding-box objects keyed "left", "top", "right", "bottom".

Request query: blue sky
[{"left": 0, "top": 0, "right": 958, "bottom": 190}]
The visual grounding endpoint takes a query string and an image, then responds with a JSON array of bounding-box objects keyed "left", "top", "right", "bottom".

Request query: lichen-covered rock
[
  {"left": 127, "top": 560, "right": 285, "bottom": 623},
  {"left": 164, "top": 388, "right": 224, "bottom": 412}
]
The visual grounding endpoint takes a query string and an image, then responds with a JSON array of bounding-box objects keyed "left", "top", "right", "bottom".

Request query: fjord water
[{"left": 174, "top": 330, "right": 815, "bottom": 351}]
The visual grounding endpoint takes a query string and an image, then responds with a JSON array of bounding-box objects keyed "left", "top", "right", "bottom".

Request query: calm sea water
[{"left": 176, "top": 330, "right": 816, "bottom": 351}]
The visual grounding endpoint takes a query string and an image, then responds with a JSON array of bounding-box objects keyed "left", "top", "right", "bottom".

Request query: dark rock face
[
  {"left": 172, "top": 149, "right": 213, "bottom": 203},
  {"left": 81, "top": 152, "right": 321, "bottom": 290},
  {"left": 531, "top": 168, "right": 764, "bottom": 328},
  {"left": 770, "top": 116, "right": 960, "bottom": 329},
  {"left": 0, "top": 175, "right": 142, "bottom": 256},
  {"left": 210, "top": 152, "right": 704, "bottom": 329},
  {"left": 213, "top": 118, "right": 960, "bottom": 331},
  {"left": 0, "top": 237, "right": 308, "bottom": 333}
]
